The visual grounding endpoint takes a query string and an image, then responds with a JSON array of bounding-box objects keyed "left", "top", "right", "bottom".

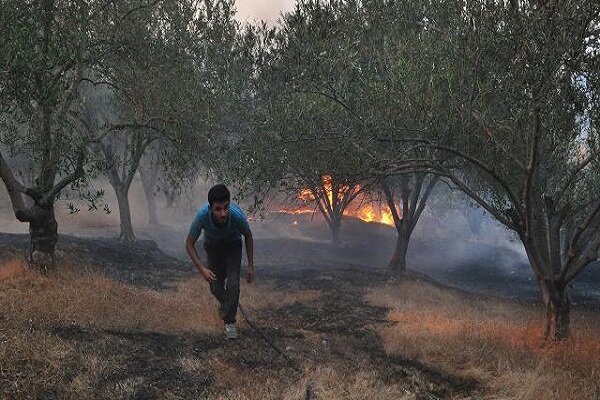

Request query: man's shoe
[{"left": 224, "top": 323, "right": 238, "bottom": 340}]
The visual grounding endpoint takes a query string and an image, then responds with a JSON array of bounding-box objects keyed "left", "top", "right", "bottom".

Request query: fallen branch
[{"left": 238, "top": 302, "right": 303, "bottom": 372}]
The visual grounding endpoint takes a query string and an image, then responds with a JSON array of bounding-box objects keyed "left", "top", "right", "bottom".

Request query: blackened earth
[{"left": 1, "top": 230, "right": 478, "bottom": 399}]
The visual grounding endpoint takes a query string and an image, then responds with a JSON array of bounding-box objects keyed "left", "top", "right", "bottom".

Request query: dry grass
[
  {"left": 0, "top": 257, "right": 222, "bottom": 334},
  {"left": 0, "top": 258, "right": 320, "bottom": 335},
  {"left": 367, "top": 278, "right": 600, "bottom": 400},
  {"left": 289, "top": 365, "right": 416, "bottom": 400},
  {"left": 0, "top": 257, "right": 221, "bottom": 398},
  {"left": 0, "top": 257, "right": 322, "bottom": 399},
  {"left": 0, "top": 257, "right": 28, "bottom": 280},
  {"left": 243, "top": 282, "right": 320, "bottom": 311},
  {"left": 186, "top": 361, "right": 416, "bottom": 400}
]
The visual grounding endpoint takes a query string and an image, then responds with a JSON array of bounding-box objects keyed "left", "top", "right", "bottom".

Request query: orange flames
[
  {"left": 291, "top": 176, "right": 398, "bottom": 226},
  {"left": 353, "top": 203, "right": 395, "bottom": 225}
]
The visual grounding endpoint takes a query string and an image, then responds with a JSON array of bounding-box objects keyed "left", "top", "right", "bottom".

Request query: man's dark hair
[{"left": 208, "top": 184, "right": 230, "bottom": 206}]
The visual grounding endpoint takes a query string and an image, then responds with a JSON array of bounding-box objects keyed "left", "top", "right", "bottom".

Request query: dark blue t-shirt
[{"left": 189, "top": 202, "right": 250, "bottom": 244}]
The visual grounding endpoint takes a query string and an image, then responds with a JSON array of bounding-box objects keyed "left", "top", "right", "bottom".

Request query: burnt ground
[
  {"left": 0, "top": 231, "right": 478, "bottom": 399},
  {"left": 0, "top": 232, "right": 193, "bottom": 289}
]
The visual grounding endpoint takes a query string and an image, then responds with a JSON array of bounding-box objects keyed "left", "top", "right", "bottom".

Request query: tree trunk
[
  {"left": 523, "top": 241, "right": 572, "bottom": 341},
  {"left": 165, "top": 187, "right": 178, "bottom": 208},
  {"left": 540, "top": 280, "right": 571, "bottom": 340},
  {"left": 329, "top": 218, "right": 341, "bottom": 244},
  {"left": 147, "top": 190, "right": 158, "bottom": 225},
  {"left": 389, "top": 230, "right": 409, "bottom": 273},
  {"left": 28, "top": 203, "right": 58, "bottom": 269},
  {"left": 141, "top": 172, "right": 158, "bottom": 225},
  {"left": 140, "top": 157, "right": 159, "bottom": 225},
  {"left": 115, "top": 188, "right": 135, "bottom": 242}
]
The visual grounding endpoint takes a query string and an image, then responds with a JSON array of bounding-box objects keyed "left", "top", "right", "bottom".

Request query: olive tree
[
  {"left": 0, "top": 0, "right": 120, "bottom": 265},
  {"left": 404, "top": 0, "right": 600, "bottom": 340},
  {"left": 234, "top": 3, "right": 374, "bottom": 243},
  {"left": 96, "top": 0, "right": 206, "bottom": 241},
  {"left": 267, "top": 0, "right": 442, "bottom": 262}
]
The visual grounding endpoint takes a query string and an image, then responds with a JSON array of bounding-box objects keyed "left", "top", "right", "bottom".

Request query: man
[{"left": 185, "top": 184, "right": 254, "bottom": 339}]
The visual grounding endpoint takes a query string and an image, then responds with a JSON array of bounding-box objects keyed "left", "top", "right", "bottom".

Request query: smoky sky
[{"left": 235, "top": 0, "right": 295, "bottom": 24}]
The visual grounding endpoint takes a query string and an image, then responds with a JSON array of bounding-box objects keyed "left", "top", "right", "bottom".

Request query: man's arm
[
  {"left": 244, "top": 229, "right": 254, "bottom": 283},
  {"left": 185, "top": 234, "right": 216, "bottom": 282}
]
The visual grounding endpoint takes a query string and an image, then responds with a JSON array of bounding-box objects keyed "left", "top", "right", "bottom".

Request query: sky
[{"left": 234, "top": 0, "right": 295, "bottom": 25}]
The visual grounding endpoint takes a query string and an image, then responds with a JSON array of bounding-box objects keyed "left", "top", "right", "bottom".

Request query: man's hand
[
  {"left": 186, "top": 235, "right": 216, "bottom": 283},
  {"left": 246, "top": 264, "right": 255, "bottom": 283},
  {"left": 200, "top": 266, "right": 217, "bottom": 283}
]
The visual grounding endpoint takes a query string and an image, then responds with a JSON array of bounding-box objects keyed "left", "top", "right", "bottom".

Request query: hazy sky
[{"left": 234, "top": 0, "right": 295, "bottom": 25}]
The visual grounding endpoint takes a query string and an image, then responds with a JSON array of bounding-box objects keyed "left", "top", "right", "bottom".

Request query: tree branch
[
  {"left": 0, "top": 150, "right": 31, "bottom": 221},
  {"left": 555, "top": 149, "right": 598, "bottom": 205},
  {"left": 413, "top": 175, "right": 439, "bottom": 230},
  {"left": 376, "top": 137, "right": 525, "bottom": 220},
  {"left": 123, "top": 136, "right": 151, "bottom": 190},
  {"left": 564, "top": 233, "right": 600, "bottom": 283},
  {"left": 562, "top": 197, "right": 600, "bottom": 280},
  {"left": 381, "top": 179, "right": 403, "bottom": 229},
  {"left": 471, "top": 110, "right": 526, "bottom": 171},
  {"left": 40, "top": 150, "right": 86, "bottom": 205},
  {"left": 120, "top": 0, "right": 162, "bottom": 22}
]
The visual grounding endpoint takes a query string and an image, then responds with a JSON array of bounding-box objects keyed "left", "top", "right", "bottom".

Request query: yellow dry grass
[
  {"left": 0, "top": 257, "right": 28, "bottom": 281},
  {"left": 243, "top": 282, "right": 320, "bottom": 311},
  {"left": 284, "top": 365, "right": 416, "bottom": 400},
  {"left": 189, "top": 361, "right": 417, "bottom": 400},
  {"left": 0, "top": 257, "right": 322, "bottom": 399},
  {"left": 0, "top": 256, "right": 220, "bottom": 397},
  {"left": 0, "top": 258, "right": 221, "bottom": 334},
  {"left": 366, "top": 278, "right": 600, "bottom": 400},
  {"left": 0, "top": 257, "right": 320, "bottom": 335}
]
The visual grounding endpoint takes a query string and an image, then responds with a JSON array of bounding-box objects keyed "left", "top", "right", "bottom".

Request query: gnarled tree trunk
[
  {"left": 28, "top": 202, "right": 59, "bottom": 269},
  {"left": 308, "top": 174, "right": 362, "bottom": 245},
  {"left": 140, "top": 153, "right": 159, "bottom": 225},
  {"left": 388, "top": 229, "right": 409, "bottom": 272},
  {"left": 382, "top": 174, "right": 438, "bottom": 275},
  {"left": 522, "top": 231, "right": 575, "bottom": 341},
  {"left": 328, "top": 215, "right": 342, "bottom": 244},
  {"left": 542, "top": 283, "right": 571, "bottom": 341},
  {"left": 1, "top": 149, "right": 85, "bottom": 270},
  {"left": 114, "top": 187, "right": 135, "bottom": 242},
  {"left": 101, "top": 135, "right": 148, "bottom": 242}
]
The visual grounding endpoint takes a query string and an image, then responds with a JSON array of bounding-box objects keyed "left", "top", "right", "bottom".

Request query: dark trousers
[{"left": 203, "top": 240, "right": 242, "bottom": 324}]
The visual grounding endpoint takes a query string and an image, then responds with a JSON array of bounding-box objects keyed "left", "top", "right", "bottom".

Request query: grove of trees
[{"left": 1, "top": 0, "right": 598, "bottom": 340}]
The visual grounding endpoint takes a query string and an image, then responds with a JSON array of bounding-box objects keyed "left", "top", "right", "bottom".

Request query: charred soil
[{"left": 0, "top": 232, "right": 477, "bottom": 399}]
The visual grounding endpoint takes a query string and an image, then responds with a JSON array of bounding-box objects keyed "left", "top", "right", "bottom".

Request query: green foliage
[
  {"left": 225, "top": 1, "right": 374, "bottom": 208},
  {"left": 0, "top": 0, "right": 243, "bottom": 210},
  {"left": 432, "top": 0, "right": 599, "bottom": 224}
]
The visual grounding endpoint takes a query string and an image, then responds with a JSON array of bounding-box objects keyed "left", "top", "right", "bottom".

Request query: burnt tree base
[
  {"left": 545, "top": 294, "right": 571, "bottom": 341},
  {"left": 388, "top": 233, "right": 409, "bottom": 275},
  {"left": 28, "top": 205, "right": 59, "bottom": 270},
  {"left": 116, "top": 190, "right": 136, "bottom": 242}
]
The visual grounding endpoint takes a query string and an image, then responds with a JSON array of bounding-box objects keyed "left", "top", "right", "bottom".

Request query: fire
[
  {"left": 298, "top": 188, "right": 315, "bottom": 202},
  {"left": 291, "top": 175, "right": 400, "bottom": 226},
  {"left": 352, "top": 202, "right": 396, "bottom": 226},
  {"left": 381, "top": 210, "right": 394, "bottom": 225}
]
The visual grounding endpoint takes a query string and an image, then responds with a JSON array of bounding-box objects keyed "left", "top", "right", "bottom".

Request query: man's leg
[
  {"left": 204, "top": 243, "right": 227, "bottom": 307},
  {"left": 222, "top": 240, "right": 242, "bottom": 324}
]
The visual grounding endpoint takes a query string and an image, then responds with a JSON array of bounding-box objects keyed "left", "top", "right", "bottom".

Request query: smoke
[
  {"left": 234, "top": 0, "right": 295, "bottom": 25},
  {"left": 3, "top": 175, "right": 598, "bottom": 306},
  {"left": 404, "top": 189, "right": 537, "bottom": 300}
]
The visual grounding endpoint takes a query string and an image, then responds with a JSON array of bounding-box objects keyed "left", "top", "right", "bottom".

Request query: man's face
[{"left": 210, "top": 200, "right": 230, "bottom": 225}]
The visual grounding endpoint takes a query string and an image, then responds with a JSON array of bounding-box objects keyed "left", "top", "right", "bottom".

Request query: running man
[{"left": 185, "top": 184, "right": 254, "bottom": 339}]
